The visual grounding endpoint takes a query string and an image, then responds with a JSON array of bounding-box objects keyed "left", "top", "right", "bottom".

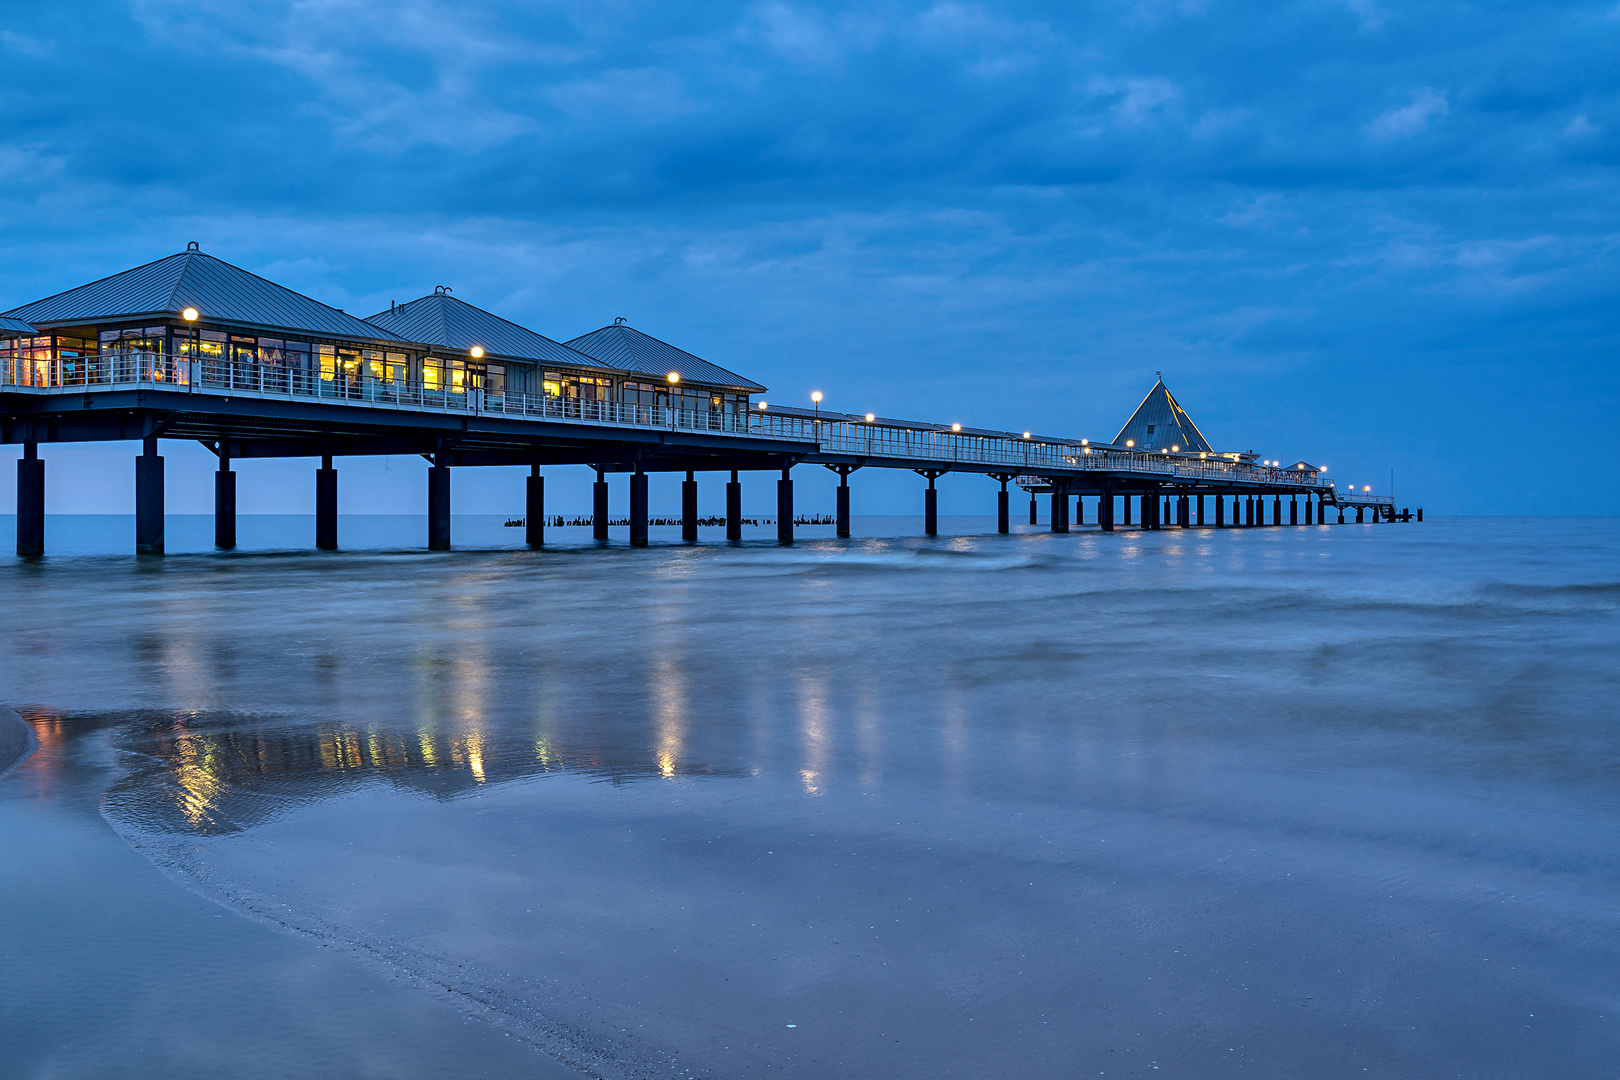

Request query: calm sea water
[{"left": 2, "top": 515, "right": 1617, "bottom": 1079}]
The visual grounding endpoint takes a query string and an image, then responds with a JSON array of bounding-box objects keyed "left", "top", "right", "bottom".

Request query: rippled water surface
[{"left": 2, "top": 515, "right": 1617, "bottom": 1079}]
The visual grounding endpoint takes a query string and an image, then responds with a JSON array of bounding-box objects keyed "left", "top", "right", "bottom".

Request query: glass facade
[{"left": 6, "top": 320, "right": 753, "bottom": 410}]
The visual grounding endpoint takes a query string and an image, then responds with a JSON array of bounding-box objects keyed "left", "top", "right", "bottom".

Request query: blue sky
[{"left": 2, "top": 0, "right": 1616, "bottom": 517}]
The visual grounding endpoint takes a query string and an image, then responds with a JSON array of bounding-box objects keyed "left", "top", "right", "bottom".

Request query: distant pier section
[{"left": 2, "top": 246, "right": 1419, "bottom": 555}]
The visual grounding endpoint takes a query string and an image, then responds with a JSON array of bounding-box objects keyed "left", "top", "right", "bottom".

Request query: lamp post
[
  {"left": 181, "top": 306, "right": 198, "bottom": 387},
  {"left": 667, "top": 371, "right": 680, "bottom": 428}
]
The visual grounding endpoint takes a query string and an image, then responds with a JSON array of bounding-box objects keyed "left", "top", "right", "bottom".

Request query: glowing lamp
[
  {"left": 952, "top": 423, "right": 961, "bottom": 432},
  {"left": 811, "top": 391, "right": 822, "bottom": 403},
  {"left": 865, "top": 413, "right": 875, "bottom": 422},
  {"left": 182, "top": 307, "right": 198, "bottom": 322},
  {"left": 667, "top": 371, "right": 680, "bottom": 384}
]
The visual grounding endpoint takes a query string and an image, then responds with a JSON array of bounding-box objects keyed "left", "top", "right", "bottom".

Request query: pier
[{"left": 2, "top": 248, "right": 1419, "bottom": 555}]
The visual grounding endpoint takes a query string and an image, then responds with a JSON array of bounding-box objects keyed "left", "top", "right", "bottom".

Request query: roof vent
[
  {"left": 187, "top": 241, "right": 200, "bottom": 252},
  {"left": 435, "top": 285, "right": 452, "bottom": 295}
]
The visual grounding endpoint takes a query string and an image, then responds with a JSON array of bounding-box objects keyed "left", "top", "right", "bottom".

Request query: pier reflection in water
[{"left": 90, "top": 708, "right": 741, "bottom": 837}]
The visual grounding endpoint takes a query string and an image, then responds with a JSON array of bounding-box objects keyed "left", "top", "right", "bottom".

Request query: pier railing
[
  {"left": 750, "top": 411, "right": 1330, "bottom": 490},
  {"left": 2, "top": 350, "right": 759, "bottom": 437},
  {"left": 3, "top": 352, "right": 1329, "bottom": 488}
]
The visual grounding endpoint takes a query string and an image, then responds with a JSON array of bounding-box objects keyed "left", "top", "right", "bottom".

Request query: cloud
[
  {"left": 1087, "top": 74, "right": 1182, "bottom": 127},
  {"left": 1561, "top": 114, "right": 1597, "bottom": 137},
  {"left": 1364, "top": 88, "right": 1448, "bottom": 141}
]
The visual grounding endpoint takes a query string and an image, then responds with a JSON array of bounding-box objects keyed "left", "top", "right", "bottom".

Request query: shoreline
[{"left": 0, "top": 707, "right": 34, "bottom": 775}]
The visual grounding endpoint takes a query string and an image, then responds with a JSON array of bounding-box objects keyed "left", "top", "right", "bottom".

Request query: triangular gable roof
[
  {"left": 1112, "top": 377, "right": 1213, "bottom": 453},
  {"left": 364, "top": 293, "right": 607, "bottom": 371},
  {"left": 2, "top": 249, "right": 404, "bottom": 342},
  {"left": 564, "top": 323, "right": 766, "bottom": 392}
]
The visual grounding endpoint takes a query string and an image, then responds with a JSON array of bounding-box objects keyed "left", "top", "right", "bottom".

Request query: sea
[{"left": 1, "top": 514, "right": 1616, "bottom": 1079}]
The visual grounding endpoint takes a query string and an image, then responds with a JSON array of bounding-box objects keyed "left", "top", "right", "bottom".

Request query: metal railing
[
  {"left": 3, "top": 352, "right": 1330, "bottom": 488},
  {"left": 752, "top": 412, "right": 1329, "bottom": 490},
  {"left": 3, "top": 351, "right": 758, "bottom": 436}
]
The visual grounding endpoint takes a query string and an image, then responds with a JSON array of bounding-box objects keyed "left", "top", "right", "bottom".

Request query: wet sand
[{"left": 0, "top": 707, "right": 32, "bottom": 775}]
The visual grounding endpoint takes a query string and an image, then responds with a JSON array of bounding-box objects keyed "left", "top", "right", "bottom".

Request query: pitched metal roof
[
  {"left": 564, "top": 323, "right": 766, "bottom": 392},
  {"left": 1, "top": 249, "right": 406, "bottom": 342},
  {"left": 364, "top": 292, "right": 609, "bottom": 371},
  {"left": 0, "top": 316, "right": 35, "bottom": 335},
  {"left": 1112, "top": 378, "right": 1214, "bottom": 453}
]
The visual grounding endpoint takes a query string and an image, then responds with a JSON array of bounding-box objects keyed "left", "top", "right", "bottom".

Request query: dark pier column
[
  {"left": 526, "top": 466, "right": 544, "bottom": 547},
  {"left": 215, "top": 445, "right": 236, "bottom": 549},
  {"left": 316, "top": 453, "right": 338, "bottom": 551},
  {"left": 136, "top": 437, "right": 164, "bottom": 555},
  {"left": 1337, "top": 505, "right": 1345, "bottom": 524},
  {"left": 1215, "top": 493, "right": 1225, "bottom": 527},
  {"left": 1272, "top": 495, "right": 1282, "bottom": 526},
  {"left": 1100, "top": 488, "right": 1115, "bottom": 532},
  {"left": 1179, "top": 494, "right": 1190, "bottom": 527},
  {"left": 777, "top": 466, "right": 794, "bottom": 544},
  {"left": 1197, "top": 494, "right": 1205, "bottom": 527},
  {"left": 1050, "top": 482, "right": 1068, "bottom": 533},
  {"left": 994, "top": 476, "right": 1010, "bottom": 535},
  {"left": 918, "top": 470, "right": 946, "bottom": 536},
  {"left": 726, "top": 470, "right": 742, "bottom": 540},
  {"left": 1243, "top": 495, "right": 1253, "bottom": 526},
  {"left": 1122, "top": 493, "right": 1132, "bottom": 526},
  {"left": 1029, "top": 492, "right": 1038, "bottom": 526},
  {"left": 17, "top": 443, "right": 44, "bottom": 557},
  {"left": 1356, "top": 506, "right": 1364, "bottom": 523},
  {"left": 832, "top": 467, "right": 853, "bottom": 538},
  {"left": 681, "top": 470, "right": 698, "bottom": 542},
  {"left": 1143, "top": 492, "right": 1157, "bottom": 530},
  {"left": 1417, "top": 508, "right": 1423, "bottom": 522},
  {"left": 629, "top": 465, "right": 649, "bottom": 547},
  {"left": 593, "top": 469, "right": 610, "bottom": 540},
  {"left": 428, "top": 458, "right": 451, "bottom": 551},
  {"left": 1290, "top": 496, "right": 1298, "bottom": 525}
]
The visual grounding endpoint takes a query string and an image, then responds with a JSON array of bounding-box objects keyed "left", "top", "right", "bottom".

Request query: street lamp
[
  {"left": 181, "top": 306, "right": 199, "bottom": 384},
  {"left": 811, "top": 390, "right": 822, "bottom": 420},
  {"left": 470, "top": 345, "right": 485, "bottom": 359}
]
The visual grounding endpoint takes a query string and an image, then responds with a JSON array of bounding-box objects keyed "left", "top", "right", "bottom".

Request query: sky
[{"left": 1, "top": 0, "right": 1617, "bottom": 518}]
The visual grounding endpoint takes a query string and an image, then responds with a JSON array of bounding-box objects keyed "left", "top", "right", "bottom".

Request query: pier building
[{"left": 1, "top": 247, "right": 1414, "bottom": 555}]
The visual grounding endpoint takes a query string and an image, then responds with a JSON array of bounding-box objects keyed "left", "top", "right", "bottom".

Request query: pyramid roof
[
  {"left": 1112, "top": 377, "right": 1213, "bottom": 453},
  {"left": 365, "top": 292, "right": 606, "bottom": 370},
  {"left": 2, "top": 248, "right": 404, "bottom": 342},
  {"left": 564, "top": 322, "right": 765, "bottom": 392}
]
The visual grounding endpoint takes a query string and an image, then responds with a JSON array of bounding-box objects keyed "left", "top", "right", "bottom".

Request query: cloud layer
[{"left": 2, "top": 0, "right": 1618, "bottom": 513}]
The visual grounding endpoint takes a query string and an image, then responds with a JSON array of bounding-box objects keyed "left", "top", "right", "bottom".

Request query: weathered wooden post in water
[{"left": 17, "top": 443, "right": 43, "bottom": 557}]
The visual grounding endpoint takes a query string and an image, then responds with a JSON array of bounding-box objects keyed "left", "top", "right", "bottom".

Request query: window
[
  {"left": 542, "top": 372, "right": 562, "bottom": 397},
  {"left": 486, "top": 364, "right": 505, "bottom": 394}
]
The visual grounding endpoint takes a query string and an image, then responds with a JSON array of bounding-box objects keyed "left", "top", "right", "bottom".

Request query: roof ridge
[{"left": 166, "top": 249, "right": 200, "bottom": 313}]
